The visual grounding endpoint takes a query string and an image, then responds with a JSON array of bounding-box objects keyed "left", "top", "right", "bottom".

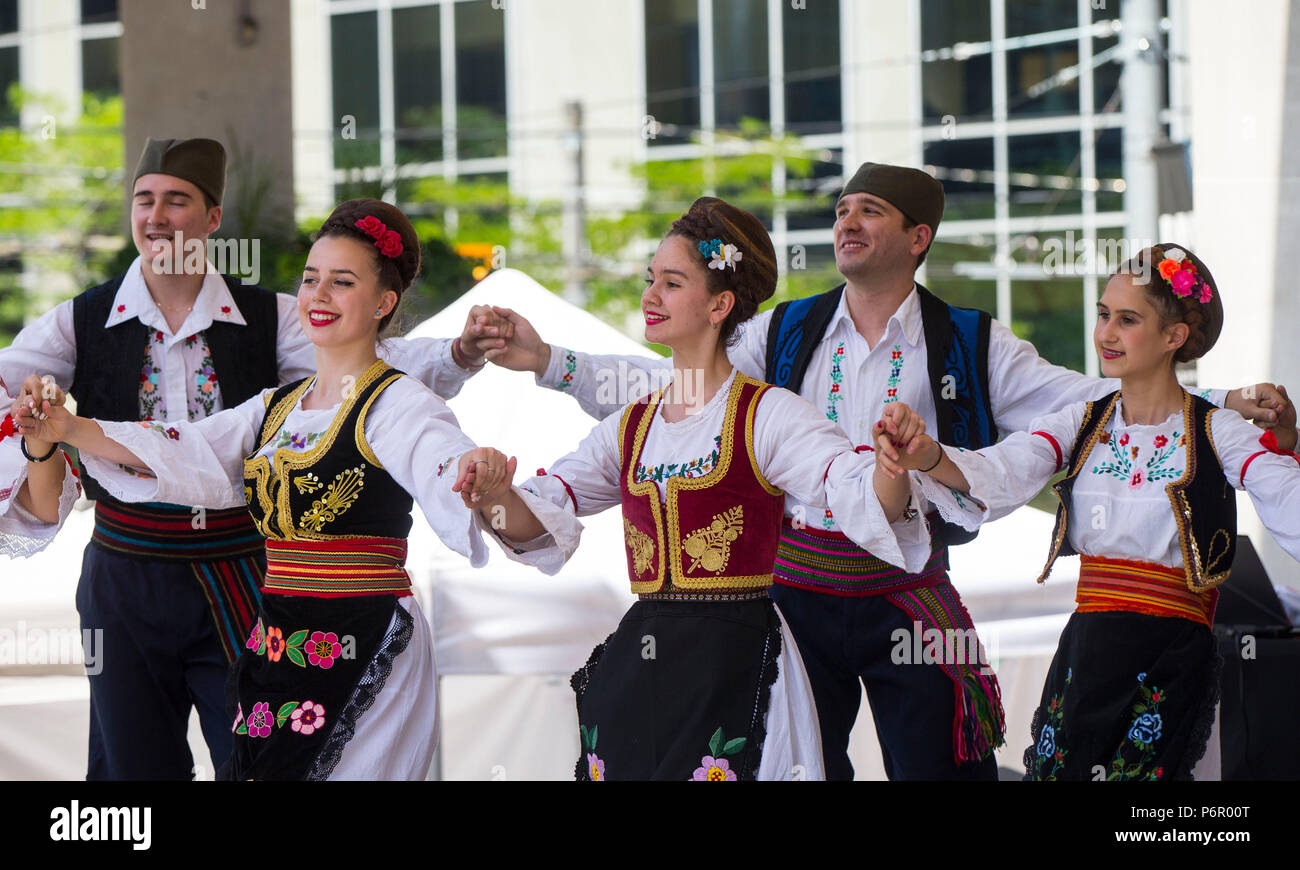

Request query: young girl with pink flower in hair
[{"left": 877, "top": 243, "right": 1300, "bottom": 780}]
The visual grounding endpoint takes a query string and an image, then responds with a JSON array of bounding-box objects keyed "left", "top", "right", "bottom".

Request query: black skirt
[
  {"left": 1024, "top": 611, "right": 1221, "bottom": 781},
  {"left": 219, "top": 592, "right": 413, "bottom": 781},
  {"left": 571, "top": 597, "right": 783, "bottom": 781}
]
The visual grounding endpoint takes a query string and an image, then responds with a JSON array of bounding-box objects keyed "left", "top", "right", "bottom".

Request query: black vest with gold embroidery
[
  {"left": 243, "top": 361, "right": 413, "bottom": 542},
  {"left": 1040, "top": 390, "right": 1236, "bottom": 591}
]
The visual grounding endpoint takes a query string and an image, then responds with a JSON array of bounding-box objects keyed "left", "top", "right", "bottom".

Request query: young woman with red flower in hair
[
  {"left": 880, "top": 243, "right": 1300, "bottom": 780},
  {"left": 15, "top": 199, "right": 579, "bottom": 780}
]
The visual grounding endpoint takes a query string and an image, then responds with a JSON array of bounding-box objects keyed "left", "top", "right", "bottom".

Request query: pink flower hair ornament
[{"left": 1155, "top": 247, "right": 1212, "bottom": 304}]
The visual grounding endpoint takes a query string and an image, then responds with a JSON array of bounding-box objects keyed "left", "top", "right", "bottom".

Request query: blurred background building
[{"left": 1, "top": 0, "right": 1296, "bottom": 581}]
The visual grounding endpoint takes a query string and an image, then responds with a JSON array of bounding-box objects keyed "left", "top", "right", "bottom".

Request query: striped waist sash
[
  {"left": 1076, "top": 556, "right": 1218, "bottom": 627},
  {"left": 772, "top": 517, "right": 949, "bottom": 597},
  {"left": 92, "top": 498, "right": 263, "bottom": 560},
  {"left": 263, "top": 537, "right": 411, "bottom": 598}
]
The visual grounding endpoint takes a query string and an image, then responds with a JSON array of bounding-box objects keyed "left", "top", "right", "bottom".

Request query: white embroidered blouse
[
  {"left": 77, "top": 374, "right": 582, "bottom": 574},
  {"left": 918, "top": 395, "right": 1300, "bottom": 569},
  {"left": 532, "top": 287, "right": 1231, "bottom": 548},
  {"left": 507, "top": 368, "right": 932, "bottom": 573}
]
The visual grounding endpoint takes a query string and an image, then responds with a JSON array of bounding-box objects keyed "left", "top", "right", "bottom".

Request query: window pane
[
  {"left": 1005, "top": 0, "right": 1077, "bottom": 38},
  {"left": 787, "top": 150, "right": 843, "bottom": 232},
  {"left": 713, "top": 0, "right": 768, "bottom": 129},
  {"left": 455, "top": 0, "right": 507, "bottom": 159},
  {"left": 921, "top": 0, "right": 992, "bottom": 123},
  {"left": 1008, "top": 132, "right": 1082, "bottom": 218},
  {"left": 924, "top": 138, "right": 995, "bottom": 221},
  {"left": 1094, "top": 127, "right": 1124, "bottom": 213},
  {"left": 332, "top": 11, "right": 380, "bottom": 170},
  {"left": 645, "top": 0, "right": 699, "bottom": 144},
  {"left": 1006, "top": 43, "right": 1080, "bottom": 117},
  {"left": 1012, "top": 277, "right": 1086, "bottom": 373},
  {"left": 82, "top": 37, "right": 120, "bottom": 98},
  {"left": 783, "top": 0, "right": 840, "bottom": 133},
  {"left": 394, "top": 4, "right": 442, "bottom": 165},
  {"left": 81, "top": 0, "right": 118, "bottom": 24},
  {"left": 0, "top": 45, "right": 17, "bottom": 126},
  {"left": 0, "top": 0, "right": 17, "bottom": 33},
  {"left": 926, "top": 241, "right": 998, "bottom": 311},
  {"left": 1092, "top": 34, "right": 1123, "bottom": 112}
]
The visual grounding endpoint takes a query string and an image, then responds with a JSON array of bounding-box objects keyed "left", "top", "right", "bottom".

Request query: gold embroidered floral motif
[
  {"left": 682, "top": 505, "right": 743, "bottom": 575},
  {"left": 294, "top": 472, "right": 323, "bottom": 494},
  {"left": 624, "top": 519, "right": 655, "bottom": 578},
  {"left": 299, "top": 466, "right": 366, "bottom": 533}
]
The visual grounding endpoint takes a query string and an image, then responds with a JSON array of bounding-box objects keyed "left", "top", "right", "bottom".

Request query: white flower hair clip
[{"left": 697, "top": 238, "right": 743, "bottom": 272}]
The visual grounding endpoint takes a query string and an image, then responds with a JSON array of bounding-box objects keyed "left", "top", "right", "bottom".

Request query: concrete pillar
[
  {"left": 121, "top": 0, "right": 295, "bottom": 240},
  {"left": 1189, "top": 0, "right": 1299, "bottom": 588}
]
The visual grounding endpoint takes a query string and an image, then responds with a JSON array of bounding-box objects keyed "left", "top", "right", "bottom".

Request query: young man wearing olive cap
[
  {"left": 0, "top": 136, "right": 502, "bottom": 780},
  {"left": 476, "top": 160, "right": 1292, "bottom": 780}
]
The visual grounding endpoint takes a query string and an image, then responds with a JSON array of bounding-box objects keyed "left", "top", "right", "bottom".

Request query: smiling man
[
  {"left": 0, "top": 137, "right": 499, "bottom": 780},
  {"left": 478, "top": 160, "right": 1292, "bottom": 781}
]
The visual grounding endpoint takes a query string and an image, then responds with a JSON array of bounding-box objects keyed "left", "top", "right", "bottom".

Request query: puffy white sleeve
[
  {"left": 918, "top": 401, "right": 1086, "bottom": 531},
  {"left": 275, "top": 293, "right": 316, "bottom": 385},
  {"left": 536, "top": 344, "right": 671, "bottom": 420},
  {"left": 0, "top": 434, "right": 82, "bottom": 559},
  {"left": 79, "top": 391, "right": 271, "bottom": 509},
  {"left": 377, "top": 335, "right": 478, "bottom": 400},
  {"left": 0, "top": 301, "right": 77, "bottom": 395},
  {"left": 536, "top": 316, "right": 770, "bottom": 422},
  {"left": 751, "top": 387, "right": 932, "bottom": 573},
  {"left": 986, "top": 321, "right": 1229, "bottom": 432},
  {"left": 1210, "top": 409, "right": 1300, "bottom": 562},
  {"left": 362, "top": 377, "right": 583, "bottom": 574}
]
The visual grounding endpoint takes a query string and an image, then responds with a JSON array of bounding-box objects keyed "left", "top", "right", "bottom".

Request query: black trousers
[
  {"left": 77, "top": 543, "right": 235, "bottom": 780},
  {"left": 771, "top": 582, "right": 998, "bottom": 781}
]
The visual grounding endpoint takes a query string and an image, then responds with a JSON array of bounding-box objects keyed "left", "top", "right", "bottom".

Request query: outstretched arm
[
  {"left": 10, "top": 375, "right": 71, "bottom": 523},
  {"left": 482, "top": 305, "right": 769, "bottom": 420}
]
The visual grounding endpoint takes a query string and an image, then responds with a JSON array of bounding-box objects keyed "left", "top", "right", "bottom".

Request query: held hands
[
  {"left": 452, "top": 447, "right": 518, "bottom": 509},
  {"left": 1262, "top": 384, "right": 1297, "bottom": 452},
  {"left": 481, "top": 306, "right": 550, "bottom": 376},
  {"left": 457, "top": 304, "right": 515, "bottom": 368},
  {"left": 1228, "top": 383, "right": 1296, "bottom": 429},
  {"left": 872, "top": 402, "right": 940, "bottom": 479},
  {"left": 11, "top": 374, "right": 73, "bottom": 451}
]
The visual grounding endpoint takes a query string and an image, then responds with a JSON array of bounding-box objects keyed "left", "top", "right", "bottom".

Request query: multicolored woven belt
[
  {"left": 263, "top": 536, "right": 411, "bottom": 598},
  {"left": 1076, "top": 556, "right": 1218, "bottom": 627},
  {"left": 91, "top": 498, "right": 264, "bottom": 664},
  {"left": 92, "top": 498, "right": 263, "bottom": 560},
  {"left": 772, "top": 517, "right": 949, "bottom": 597}
]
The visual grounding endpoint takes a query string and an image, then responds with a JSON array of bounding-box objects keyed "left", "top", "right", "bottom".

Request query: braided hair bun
[
  {"left": 314, "top": 199, "right": 421, "bottom": 332},
  {"left": 667, "top": 197, "right": 777, "bottom": 346},
  {"left": 1120, "top": 243, "right": 1224, "bottom": 363}
]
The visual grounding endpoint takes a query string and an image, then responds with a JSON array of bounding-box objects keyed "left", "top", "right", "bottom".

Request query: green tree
[{"left": 0, "top": 90, "right": 126, "bottom": 345}]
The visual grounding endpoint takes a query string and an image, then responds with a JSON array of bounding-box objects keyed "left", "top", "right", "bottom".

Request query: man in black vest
[
  {"left": 467, "top": 162, "right": 1290, "bottom": 780},
  {"left": 0, "top": 137, "right": 497, "bottom": 779}
]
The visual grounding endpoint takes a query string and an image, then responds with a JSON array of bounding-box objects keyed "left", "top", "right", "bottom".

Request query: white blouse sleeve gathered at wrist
[
  {"left": 0, "top": 434, "right": 81, "bottom": 558},
  {"left": 363, "top": 377, "right": 584, "bottom": 573},
  {"left": 918, "top": 401, "right": 1086, "bottom": 531},
  {"left": 82, "top": 390, "right": 271, "bottom": 509},
  {"left": 377, "top": 336, "right": 477, "bottom": 400},
  {"left": 1209, "top": 409, "right": 1300, "bottom": 562},
  {"left": 752, "top": 387, "right": 932, "bottom": 574}
]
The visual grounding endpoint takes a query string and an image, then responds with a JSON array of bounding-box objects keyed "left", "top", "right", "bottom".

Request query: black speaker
[{"left": 1214, "top": 537, "right": 1300, "bottom": 780}]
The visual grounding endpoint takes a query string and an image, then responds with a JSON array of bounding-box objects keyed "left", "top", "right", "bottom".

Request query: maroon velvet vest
[{"left": 618, "top": 373, "right": 785, "bottom": 594}]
